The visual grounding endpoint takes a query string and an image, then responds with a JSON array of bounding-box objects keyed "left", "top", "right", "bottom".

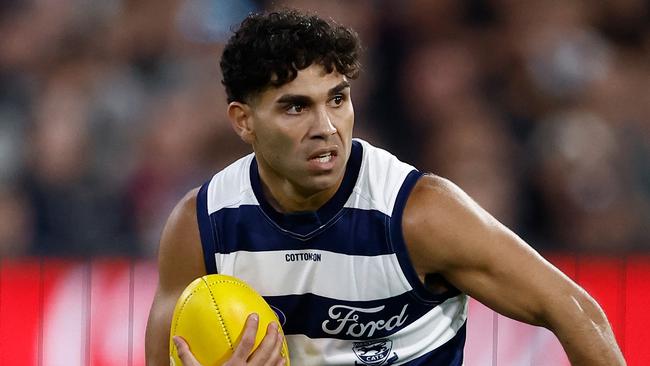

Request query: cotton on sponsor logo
[
  {"left": 284, "top": 252, "right": 322, "bottom": 262},
  {"left": 321, "top": 304, "right": 408, "bottom": 338}
]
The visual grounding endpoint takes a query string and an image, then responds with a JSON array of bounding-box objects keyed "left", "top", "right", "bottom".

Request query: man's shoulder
[
  {"left": 406, "top": 174, "right": 468, "bottom": 214},
  {"left": 403, "top": 174, "right": 487, "bottom": 245},
  {"left": 168, "top": 188, "right": 201, "bottom": 232},
  {"left": 410, "top": 174, "right": 456, "bottom": 197}
]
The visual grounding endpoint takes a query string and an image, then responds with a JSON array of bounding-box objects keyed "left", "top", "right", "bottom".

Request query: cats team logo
[
  {"left": 352, "top": 339, "right": 399, "bottom": 365},
  {"left": 270, "top": 305, "right": 287, "bottom": 327}
]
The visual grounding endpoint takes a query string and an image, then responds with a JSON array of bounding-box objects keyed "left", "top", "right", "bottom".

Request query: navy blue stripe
[
  {"left": 389, "top": 170, "right": 461, "bottom": 304},
  {"left": 400, "top": 323, "right": 466, "bottom": 365},
  {"left": 196, "top": 181, "right": 218, "bottom": 274},
  {"left": 211, "top": 207, "right": 392, "bottom": 255},
  {"left": 264, "top": 292, "right": 442, "bottom": 340}
]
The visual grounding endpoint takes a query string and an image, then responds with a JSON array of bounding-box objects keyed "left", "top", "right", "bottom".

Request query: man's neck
[{"left": 259, "top": 177, "right": 341, "bottom": 213}]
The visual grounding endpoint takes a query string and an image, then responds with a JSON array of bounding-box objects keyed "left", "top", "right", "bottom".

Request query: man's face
[{"left": 246, "top": 64, "right": 354, "bottom": 198}]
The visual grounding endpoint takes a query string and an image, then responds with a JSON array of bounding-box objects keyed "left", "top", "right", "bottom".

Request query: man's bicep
[
  {"left": 157, "top": 189, "right": 206, "bottom": 291},
  {"left": 145, "top": 189, "right": 206, "bottom": 365},
  {"left": 441, "top": 219, "right": 571, "bottom": 326},
  {"left": 403, "top": 175, "right": 576, "bottom": 326}
]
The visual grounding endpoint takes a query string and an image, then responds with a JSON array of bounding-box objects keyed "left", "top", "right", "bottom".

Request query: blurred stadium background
[{"left": 0, "top": 0, "right": 648, "bottom": 364}]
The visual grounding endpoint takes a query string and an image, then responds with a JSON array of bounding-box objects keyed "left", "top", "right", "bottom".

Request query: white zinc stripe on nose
[
  {"left": 215, "top": 250, "right": 413, "bottom": 301},
  {"left": 283, "top": 295, "right": 468, "bottom": 366}
]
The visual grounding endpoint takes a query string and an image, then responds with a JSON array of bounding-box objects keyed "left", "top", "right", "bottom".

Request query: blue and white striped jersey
[{"left": 196, "top": 139, "right": 468, "bottom": 365}]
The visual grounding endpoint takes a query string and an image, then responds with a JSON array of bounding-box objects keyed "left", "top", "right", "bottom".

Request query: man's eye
[
  {"left": 287, "top": 104, "right": 304, "bottom": 114},
  {"left": 329, "top": 95, "right": 344, "bottom": 107}
]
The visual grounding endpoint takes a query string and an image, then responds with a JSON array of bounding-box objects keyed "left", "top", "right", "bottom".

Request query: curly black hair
[{"left": 220, "top": 9, "right": 362, "bottom": 103}]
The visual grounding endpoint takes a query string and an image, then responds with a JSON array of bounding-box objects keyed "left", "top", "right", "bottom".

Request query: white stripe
[
  {"left": 215, "top": 250, "right": 413, "bottom": 301},
  {"left": 345, "top": 139, "right": 416, "bottom": 216},
  {"left": 284, "top": 295, "right": 468, "bottom": 365},
  {"left": 206, "top": 154, "right": 258, "bottom": 214}
]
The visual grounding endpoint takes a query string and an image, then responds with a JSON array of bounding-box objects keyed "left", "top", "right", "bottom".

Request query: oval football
[{"left": 169, "top": 274, "right": 290, "bottom": 366}]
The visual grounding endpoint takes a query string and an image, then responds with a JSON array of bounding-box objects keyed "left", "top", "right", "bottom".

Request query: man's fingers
[
  {"left": 173, "top": 336, "right": 202, "bottom": 366},
  {"left": 231, "top": 315, "right": 287, "bottom": 366},
  {"left": 231, "top": 313, "right": 260, "bottom": 360},
  {"left": 271, "top": 332, "right": 287, "bottom": 366},
  {"left": 247, "top": 321, "right": 281, "bottom": 364}
]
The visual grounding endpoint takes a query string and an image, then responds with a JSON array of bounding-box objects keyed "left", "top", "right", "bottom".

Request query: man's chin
[{"left": 301, "top": 172, "right": 343, "bottom": 194}]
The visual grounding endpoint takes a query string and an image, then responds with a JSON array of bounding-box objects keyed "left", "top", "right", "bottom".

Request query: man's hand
[{"left": 173, "top": 314, "right": 287, "bottom": 366}]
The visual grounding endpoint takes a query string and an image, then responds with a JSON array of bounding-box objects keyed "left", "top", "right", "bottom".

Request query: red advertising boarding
[{"left": 0, "top": 256, "right": 648, "bottom": 365}]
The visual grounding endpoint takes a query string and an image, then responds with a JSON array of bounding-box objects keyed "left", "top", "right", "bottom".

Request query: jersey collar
[{"left": 250, "top": 140, "right": 362, "bottom": 235}]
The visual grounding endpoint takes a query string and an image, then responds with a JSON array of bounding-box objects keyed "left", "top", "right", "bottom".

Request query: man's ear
[{"left": 227, "top": 102, "right": 254, "bottom": 144}]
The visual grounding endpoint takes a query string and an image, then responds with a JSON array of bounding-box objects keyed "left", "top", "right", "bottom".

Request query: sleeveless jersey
[{"left": 196, "top": 139, "right": 468, "bottom": 365}]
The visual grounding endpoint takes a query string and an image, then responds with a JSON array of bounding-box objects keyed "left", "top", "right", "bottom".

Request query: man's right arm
[
  {"left": 145, "top": 189, "right": 287, "bottom": 366},
  {"left": 145, "top": 189, "right": 207, "bottom": 366}
]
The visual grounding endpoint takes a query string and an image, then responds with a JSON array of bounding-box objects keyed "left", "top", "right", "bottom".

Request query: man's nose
[{"left": 310, "top": 108, "right": 337, "bottom": 138}]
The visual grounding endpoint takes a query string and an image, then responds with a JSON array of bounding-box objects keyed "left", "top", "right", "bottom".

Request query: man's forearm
[{"left": 550, "top": 294, "right": 625, "bottom": 365}]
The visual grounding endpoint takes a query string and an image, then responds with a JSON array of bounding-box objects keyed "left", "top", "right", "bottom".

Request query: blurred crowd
[{"left": 0, "top": 0, "right": 648, "bottom": 257}]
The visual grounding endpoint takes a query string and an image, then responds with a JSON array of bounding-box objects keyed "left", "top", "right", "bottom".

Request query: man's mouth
[{"left": 312, "top": 152, "right": 333, "bottom": 163}]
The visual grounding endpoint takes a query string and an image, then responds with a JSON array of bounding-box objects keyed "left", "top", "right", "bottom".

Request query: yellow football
[{"left": 169, "top": 274, "right": 290, "bottom": 366}]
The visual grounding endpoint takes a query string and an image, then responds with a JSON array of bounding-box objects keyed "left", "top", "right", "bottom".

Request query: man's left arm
[{"left": 402, "top": 175, "right": 625, "bottom": 366}]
